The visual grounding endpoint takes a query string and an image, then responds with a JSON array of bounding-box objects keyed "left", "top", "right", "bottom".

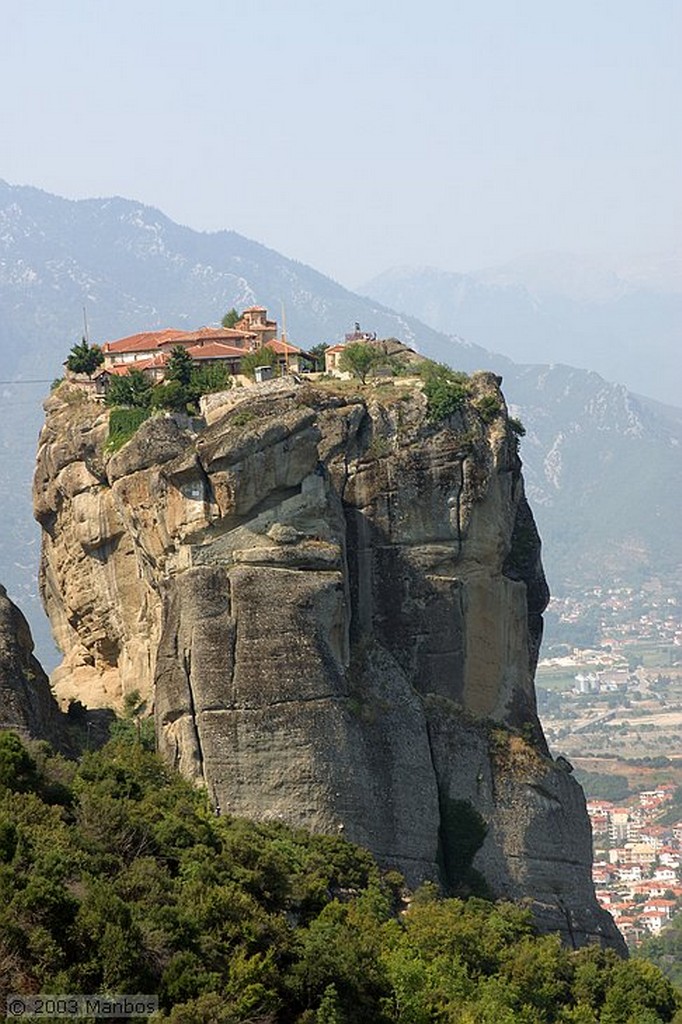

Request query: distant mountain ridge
[
  {"left": 0, "top": 180, "right": 680, "bottom": 661},
  {"left": 359, "top": 258, "right": 682, "bottom": 407},
  {"left": 0, "top": 179, "right": 492, "bottom": 373}
]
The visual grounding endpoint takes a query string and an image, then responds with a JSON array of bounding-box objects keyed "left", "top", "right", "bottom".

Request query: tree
[
  {"left": 309, "top": 343, "right": 329, "bottom": 372},
  {"left": 105, "top": 368, "right": 152, "bottom": 409},
  {"left": 0, "top": 731, "right": 38, "bottom": 791},
  {"left": 240, "top": 346, "right": 279, "bottom": 380},
  {"left": 108, "top": 690, "right": 155, "bottom": 750},
  {"left": 66, "top": 337, "right": 104, "bottom": 376},
  {"left": 599, "top": 958, "right": 679, "bottom": 1023},
  {"left": 221, "top": 308, "right": 241, "bottom": 329},
  {"left": 338, "top": 343, "right": 382, "bottom": 384},
  {"left": 166, "top": 346, "right": 193, "bottom": 387},
  {"left": 150, "top": 379, "right": 190, "bottom": 412},
  {"left": 189, "top": 362, "right": 233, "bottom": 397},
  {"left": 316, "top": 983, "right": 346, "bottom": 1023}
]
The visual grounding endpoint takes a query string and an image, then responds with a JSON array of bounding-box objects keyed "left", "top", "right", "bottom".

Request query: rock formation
[
  {"left": 0, "top": 584, "right": 67, "bottom": 750},
  {"left": 33, "top": 373, "right": 625, "bottom": 952}
]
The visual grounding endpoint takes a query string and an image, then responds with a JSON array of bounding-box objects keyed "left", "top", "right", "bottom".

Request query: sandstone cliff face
[
  {"left": 0, "top": 584, "right": 67, "bottom": 750},
  {"left": 34, "top": 375, "right": 624, "bottom": 952}
]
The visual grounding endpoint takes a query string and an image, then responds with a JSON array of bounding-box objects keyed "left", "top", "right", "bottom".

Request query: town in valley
[{"left": 539, "top": 579, "right": 682, "bottom": 947}]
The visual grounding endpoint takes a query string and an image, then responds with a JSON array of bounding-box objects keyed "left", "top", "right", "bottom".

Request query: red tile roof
[
  {"left": 106, "top": 364, "right": 139, "bottom": 377},
  {"left": 264, "top": 338, "right": 304, "bottom": 355},
  {"left": 104, "top": 326, "right": 253, "bottom": 354},
  {"left": 168, "top": 327, "right": 252, "bottom": 345},
  {"left": 103, "top": 329, "right": 186, "bottom": 354},
  {"left": 185, "top": 342, "right": 245, "bottom": 360},
  {"left": 104, "top": 353, "right": 168, "bottom": 375}
]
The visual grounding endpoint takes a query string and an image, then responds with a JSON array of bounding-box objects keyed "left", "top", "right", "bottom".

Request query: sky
[{"left": 1, "top": 0, "right": 680, "bottom": 287}]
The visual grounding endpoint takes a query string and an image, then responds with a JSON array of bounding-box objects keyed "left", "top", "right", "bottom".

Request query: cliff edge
[
  {"left": 0, "top": 584, "right": 67, "bottom": 750},
  {"left": 33, "top": 373, "right": 625, "bottom": 952}
]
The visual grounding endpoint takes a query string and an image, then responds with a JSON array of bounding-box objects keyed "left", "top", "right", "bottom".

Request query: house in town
[
  {"left": 61, "top": 369, "right": 112, "bottom": 399},
  {"left": 609, "top": 808, "right": 642, "bottom": 845},
  {"left": 653, "top": 866, "right": 678, "bottom": 883},
  {"left": 643, "top": 899, "right": 676, "bottom": 920},
  {"left": 640, "top": 910, "right": 668, "bottom": 935}
]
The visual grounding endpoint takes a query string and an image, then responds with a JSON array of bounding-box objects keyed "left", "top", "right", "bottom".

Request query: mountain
[
  {"left": 0, "top": 179, "right": 494, "bottom": 368},
  {"left": 501, "top": 363, "right": 682, "bottom": 591},
  {"left": 32, "top": 372, "right": 623, "bottom": 949},
  {"left": 359, "top": 257, "right": 682, "bottom": 408},
  {"left": 1, "top": 180, "right": 680, "bottom": 661}
]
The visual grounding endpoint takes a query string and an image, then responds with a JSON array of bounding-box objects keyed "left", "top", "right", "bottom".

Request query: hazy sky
[{"left": 2, "top": 0, "right": 680, "bottom": 286}]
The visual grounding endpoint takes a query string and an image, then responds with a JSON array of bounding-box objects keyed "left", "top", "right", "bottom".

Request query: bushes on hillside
[
  {"left": 105, "top": 407, "right": 152, "bottom": 452},
  {"left": 105, "top": 353, "right": 233, "bottom": 416},
  {"left": 419, "top": 361, "right": 471, "bottom": 422},
  {"left": 104, "top": 357, "right": 235, "bottom": 447},
  {"left": 0, "top": 732, "right": 679, "bottom": 1022}
]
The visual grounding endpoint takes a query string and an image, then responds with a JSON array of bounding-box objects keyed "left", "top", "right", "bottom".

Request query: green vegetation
[
  {"left": 0, "top": 731, "right": 680, "bottom": 1022},
  {"left": 66, "top": 337, "right": 104, "bottom": 376},
  {"left": 230, "top": 408, "right": 257, "bottom": 428},
  {"left": 474, "top": 393, "right": 503, "bottom": 422},
  {"left": 573, "top": 769, "right": 632, "bottom": 802},
  {"left": 641, "top": 917, "right": 682, "bottom": 990},
  {"left": 104, "top": 351, "right": 234, "bottom": 446},
  {"left": 105, "top": 407, "right": 152, "bottom": 452},
  {"left": 622, "top": 643, "right": 680, "bottom": 671},
  {"left": 166, "top": 344, "right": 194, "bottom": 386},
  {"left": 239, "top": 345, "right": 279, "bottom": 380},
  {"left": 338, "top": 342, "right": 383, "bottom": 383},
  {"left": 150, "top": 378, "right": 192, "bottom": 412},
  {"left": 508, "top": 415, "right": 527, "bottom": 453},
  {"left": 191, "top": 361, "right": 235, "bottom": 396},
  {"left": 658, "top": 786, "right": 682, "bottom": 826},
  {"left": 308, "top": 342, "right": 329, "bottom": 371},
  {"left": 419, "top": 360, "right": 471, "bottom": 422},
  {"left": 149, "top": 346, "right": 198, "bottom": 411},
  {"left": 106, "top": 367, "right": 153, "bottom": 409},
  {"left": 221, "top": 308, "right": 241, "bottom": 329},
  {"left": 108, "top": 689, "right": 154, "bottom": 748}
]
